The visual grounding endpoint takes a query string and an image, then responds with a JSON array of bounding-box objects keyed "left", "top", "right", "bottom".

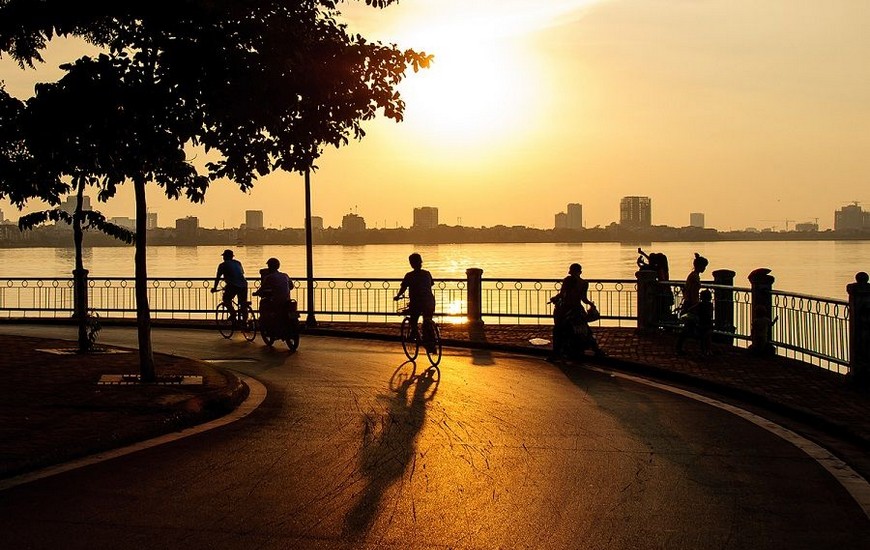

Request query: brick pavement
[{"left": 1, "top": 322, "right": 869, "bottom": 482}]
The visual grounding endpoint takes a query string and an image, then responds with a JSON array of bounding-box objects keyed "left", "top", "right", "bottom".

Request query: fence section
[{"left": 0, "top": 275, "right": 853, "bottom": 375}]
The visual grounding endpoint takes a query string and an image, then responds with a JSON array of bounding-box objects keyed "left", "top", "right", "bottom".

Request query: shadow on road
[{"left": 343, "top": 360, "right": 439, "bottom": 538}]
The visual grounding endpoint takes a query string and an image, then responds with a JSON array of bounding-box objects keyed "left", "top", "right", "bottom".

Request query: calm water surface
[{"left": 1, "top": 241, "right": 867, "bottom": 301}]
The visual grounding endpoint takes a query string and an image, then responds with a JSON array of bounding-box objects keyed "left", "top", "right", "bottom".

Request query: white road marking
[{"left": 587, "top": 365, "right": 870, "bottom": 521}]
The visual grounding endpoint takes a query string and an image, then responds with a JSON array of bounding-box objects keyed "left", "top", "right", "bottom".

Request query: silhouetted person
[
  {"left": 678, "top": 289, "right": 713, "bottom": 354},
  {"left": 394, "top": 253, "right": 436, "bottom": 344},
  {"left": 676, "top": 253, "right": 709, "bottom": 354},
  {"left": 213, "top": 249, "right": 248, "bottom": 320},
  {"left": 638, "top": 247, "right": 674, "bottom": 319},
  {"left": 548, "top": 263, "right": 601, "bottom": 361},
  {"left": 254, "top": 257, "right": 293, "bottom": 334}
]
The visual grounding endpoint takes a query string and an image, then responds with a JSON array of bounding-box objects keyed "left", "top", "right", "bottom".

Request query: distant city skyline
[
  {"left": 6, "top": 194, "right": 863, "bottom": 233},
  {"left": 2, "top": 1, "right": 869, "bottom": 232}
]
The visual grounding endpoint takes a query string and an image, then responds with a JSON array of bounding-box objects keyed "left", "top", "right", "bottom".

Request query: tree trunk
[
  {"left": 73, "top": 177, "right": 89, "bottom": 352},
  {"left": 134, "top": 176, "right": 156, "bottom": 382}
]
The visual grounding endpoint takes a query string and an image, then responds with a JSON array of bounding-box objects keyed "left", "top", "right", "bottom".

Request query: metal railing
[
  {"left": 0, "top": 276, "right": 638, "bottom": 324},
  {"left": 0, "top": 275, "right": 852, "bottom": 374},
  {"left": 661, "top": 281, "right": 849, "bottom": 373}
]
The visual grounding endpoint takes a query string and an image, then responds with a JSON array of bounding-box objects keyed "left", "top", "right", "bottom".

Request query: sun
[{"left": 396, "top": 32, "right": 541, "bottom": 147}]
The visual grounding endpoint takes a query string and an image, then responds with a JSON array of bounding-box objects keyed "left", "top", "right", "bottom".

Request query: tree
[
  {"left": 0, "top": 1, "right": 431, "bottom": 381},
  {"left": 17, "top": 178, "right": 135, "bottom": 352}
]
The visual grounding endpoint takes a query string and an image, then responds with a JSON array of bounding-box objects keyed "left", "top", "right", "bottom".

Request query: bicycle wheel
[
  {"left": 425, "top": 321, "right": 442, "bottom": 366},
  {"left": 241, "top": 304, "right": 257, "bottom": 342},
  {"left": 215, "top": 302, "right": 234, "bottom": 338},
  {"left": 286, "top": 318, "right": 300, "bottom": 352},
  {"left": 400, "top": 317, "right": 419, "bottom": 360}
]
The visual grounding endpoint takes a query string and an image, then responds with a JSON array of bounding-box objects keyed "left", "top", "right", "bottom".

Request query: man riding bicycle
[
  {"left": 213, "top": 249, "right": 249, "bottom": 321},
  {"left": 393, "top": 253, "right": 436, "bottom": 346}
]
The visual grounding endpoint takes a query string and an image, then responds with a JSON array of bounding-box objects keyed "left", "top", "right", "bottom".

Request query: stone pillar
[
  {"left": 748, "top": 268, "right": 775, "bottom": 356},
  {"left": 636, "top": 269, "right": 659, "bottom": 333},
  {"left": 847, "top": 272, "right": 870, "bottom": 388},
  {"left": 712, "top": 269, "right": 736, "bottom": 345},
  {"left": 466, "top": 268, "right": 484, "bottom": 327}
]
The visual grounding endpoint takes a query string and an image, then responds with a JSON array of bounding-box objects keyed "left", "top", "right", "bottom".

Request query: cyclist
[
  {"left": 393, "top": 252, "right": 436, "bottom": 347},
  {"left": 213, "top": 249, "right": 249, "bottom": 321},
  {"left": 254, "top": 257, "right": 293, "bottom": 333}
]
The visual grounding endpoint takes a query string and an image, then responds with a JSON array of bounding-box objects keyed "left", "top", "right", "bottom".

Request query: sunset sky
[{"left": 2, "top": 0, "right": 869, "bottom": 231}]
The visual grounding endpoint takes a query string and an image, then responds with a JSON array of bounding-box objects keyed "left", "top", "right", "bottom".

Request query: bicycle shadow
[{"left": 342, "top": 360, "right": 439, "bottom": 538}]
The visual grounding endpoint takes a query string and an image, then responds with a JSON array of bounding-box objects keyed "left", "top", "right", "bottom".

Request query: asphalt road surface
[{"left": 2, "top": 326, "right": 869, "bottom": 549}]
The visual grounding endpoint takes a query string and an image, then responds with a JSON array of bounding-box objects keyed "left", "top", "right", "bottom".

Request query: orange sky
[{"left": 2, "top": 0, "right": 870, "bottom": 231}]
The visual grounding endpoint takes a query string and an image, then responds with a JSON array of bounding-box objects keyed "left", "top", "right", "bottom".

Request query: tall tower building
[
  {"left": 59, "top": 195, "right": 92, "bottom": 214},
  {"left": 619, "top": 196, "right": 652, "bottom": 228},
  {"left": 689, "top": 212, "right": 705, "bottom": 228},
  {"left": 566, "top": 203, "right": 583, "bottom": 229},
  {"left": 245, "top": 210, "right": 264, "bottom": 230},
  {"left": 554, "top": 211, "right": 568, "bottom": 229},
  {"left": 146, "top": 212, "right": 158, "bottom": 230},
  {"left": 834, "top": 203, "right": 868, "bottom": 231},
  {"left": 413, "top": 206, "right": 439, "bottom": 229},
  {"left": 341, "top": 213, "right": 366, "bottom": 232}
]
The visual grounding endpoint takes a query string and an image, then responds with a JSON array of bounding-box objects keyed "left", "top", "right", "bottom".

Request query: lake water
[{"left": 1, "top": 241, "right": 868, "bottom": 301}]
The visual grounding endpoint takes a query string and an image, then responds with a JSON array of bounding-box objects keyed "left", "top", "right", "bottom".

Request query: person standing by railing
[
  {"left": 394, "top": 253, "right": 436, "bottom": 345},
  {"left": 213, "top": 249, "right": 249, "bottom": 321},
  {"left": 548, "top": 263, "right": 602, "bottom": 361}
]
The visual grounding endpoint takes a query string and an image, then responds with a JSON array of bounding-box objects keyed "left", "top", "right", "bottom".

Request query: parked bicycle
[
  {"left": 398, "top": 301, "right": 442, "bottom": 366},
  {"left": 211, "top": 288, "right": 257, "bottom": 341}
]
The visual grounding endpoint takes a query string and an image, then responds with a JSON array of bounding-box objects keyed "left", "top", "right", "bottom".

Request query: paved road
[{"left": 3, "top": 326, "right": 869, "bottom": 549}]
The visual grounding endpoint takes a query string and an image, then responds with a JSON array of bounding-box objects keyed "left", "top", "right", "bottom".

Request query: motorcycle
[{"left": 258, "top": 296, "right": 301, "bottom": 351}]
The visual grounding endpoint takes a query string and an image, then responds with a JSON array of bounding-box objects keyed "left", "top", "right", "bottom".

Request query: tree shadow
[{"left": 343, "top": 360, "right": 439, "bottom": 538}]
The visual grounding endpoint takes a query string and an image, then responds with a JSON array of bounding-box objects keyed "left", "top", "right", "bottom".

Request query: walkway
[{"left": 1, "top": 321, "right": 868, "bottom": 481}]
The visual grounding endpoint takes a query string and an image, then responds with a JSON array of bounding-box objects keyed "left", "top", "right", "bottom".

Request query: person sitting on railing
[
  {"left": 253, "top": 257, "right": 292, "bottom": 333},
  {"left": 680, "top": 252, "right": 708, "bottom": 314},
  {"left": 393, "top": 252, "right": 436, "bottom": 346}
]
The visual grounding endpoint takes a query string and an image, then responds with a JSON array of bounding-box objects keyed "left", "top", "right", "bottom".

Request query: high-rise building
[
  {"left": 834, "top": 203, "right": 869, "bottom": 231},
  {"left": 413, "top": 206, "right": 439, "bottom": 229},
  {"left": 245, "top": 210, "right": 264, "bottom": 230},
  {"left": 109, "top": 216, "right": 135, "bottom": 230},
  {"left": 566, "top": 203, "right": 583, "bottom": 229},
  {"left": 59, "top": 195, "right": 92, "bottom": 214},
  {"left": 175, "top": 216, "right": 199, "bottom": 238},
  {"left": 310, "top": 216, "right": 324, "bottom": 231},
  {"left": 619, "top": 196, "right": 652, "bottom": 228},
  {"left": 0, "top": 208, "right": 4, "bottom": 223},
  {"left": 341, "top": 213, "right": 366, "bottom": 232},
  {"left": 690, "top": 212, "right": 705, "bottom": 228},
  {"left": 146, "top": 212, "right": 158, "bottom": 230},
  {"left": 554, "top": 211, "right": 568, "bottom": 229}
]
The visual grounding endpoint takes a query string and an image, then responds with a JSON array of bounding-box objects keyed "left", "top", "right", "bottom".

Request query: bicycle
[
  {"left": 211, "top": 288, "right": 257, "bottom": 342},
  {"left": 398, "top": 302, "right": 442, "bottom": 366}
]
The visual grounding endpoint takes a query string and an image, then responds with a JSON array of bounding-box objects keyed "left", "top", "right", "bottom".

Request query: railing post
[
  {"left": 749, "top": 268, "right": 775, "bottom": 356},
  {"left": 712, "top": 269, "right": 736, "bottom": 345},
  {"left": 635, "top": 269, "right": 658, "bottom": 333},
  {"left": 847, "top": 272, "right": 870, "bottom": 389},
  {"left": 466, "top": 268, "right": 484, "bottom": 327}
]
